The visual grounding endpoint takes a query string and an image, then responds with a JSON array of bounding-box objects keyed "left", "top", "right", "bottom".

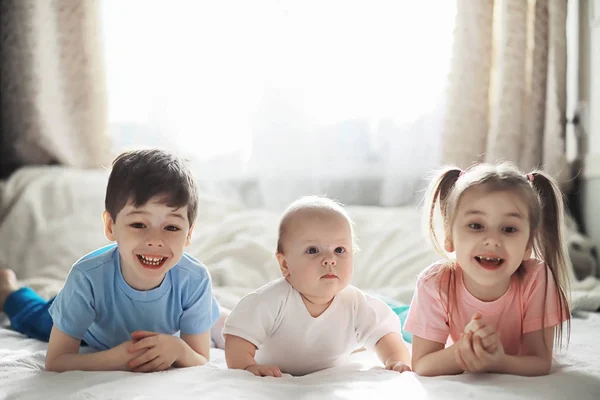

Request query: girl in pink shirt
[{"left": 404, "top": 162, "right": 571, "bottom": 377}]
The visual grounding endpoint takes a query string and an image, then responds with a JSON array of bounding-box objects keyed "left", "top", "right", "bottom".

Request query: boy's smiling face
[{"left": 102, "top": 196, "right": 194, "bottom": 290}]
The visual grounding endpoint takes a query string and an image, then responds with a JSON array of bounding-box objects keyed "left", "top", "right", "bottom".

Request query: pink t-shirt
[{"left": 404, "top": 259, "right": 569, "bottom": 356}]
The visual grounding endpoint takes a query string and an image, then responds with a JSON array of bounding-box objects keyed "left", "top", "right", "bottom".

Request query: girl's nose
[{"left": 484, "top": 235, "right": 501, "bottom": 247}]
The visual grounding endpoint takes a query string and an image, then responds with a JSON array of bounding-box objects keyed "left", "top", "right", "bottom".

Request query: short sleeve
[
  {"left": 48, "top": 268, "right": 96, "bottom": 340},
  {"left": 222, "top": 291, "right": 279, "bottom": 348},
  {"left": 403, "top": 270, "right": 450, "bottom": 344},
  {"left": 522, "top": 262, "right": 570, "bottom": 333},
  {"left": 354, "top": 291, "right": 403, "bottom": 350},
  {"left": 179, "top": 272, "right": 220, "bottom": 335}
]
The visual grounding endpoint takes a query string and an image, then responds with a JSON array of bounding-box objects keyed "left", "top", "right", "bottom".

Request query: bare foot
[{"left": 0, "top": 269, "right": 19, "bottom": 312}]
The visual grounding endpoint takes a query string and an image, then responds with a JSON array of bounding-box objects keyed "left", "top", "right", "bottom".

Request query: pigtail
[
  {"left": 422, "top": 167, "right": 462, "bottom": 256},
  {"left": 530, "top": 171, "right": 571, "bottom": 348}
]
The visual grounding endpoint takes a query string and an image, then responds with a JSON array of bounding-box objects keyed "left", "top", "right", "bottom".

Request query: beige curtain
[
  {"left": 0, "top": 0, "right": 111, "bottom": 176},
  {"left": 442, "top": 0, "right": 570, "bottom": 186}
]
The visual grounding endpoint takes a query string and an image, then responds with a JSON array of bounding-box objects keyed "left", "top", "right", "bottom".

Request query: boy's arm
[
  {"left": 411, "top": 335, "right": 464, "bottom": 376},
  {"left": 45, "top": 326, "right": 141, "bottom": 372},
  {"left": 177, "top": 331, "right": 210, "bottom": 366},
  {"left": 374, "top": 332, "right": 411, "bottom": 371}
]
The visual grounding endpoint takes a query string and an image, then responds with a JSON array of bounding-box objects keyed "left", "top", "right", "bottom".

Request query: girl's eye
[
  {"left": 468, "top": 223, "right": 483, "bottom": 230},
  {"left": 306, "top": 247, "right": 319, "bottom": 255},
  {"left": 164, "top": 225, "right": 180, "bottom": 232},
  {"left": 503, "top": 227, "right": 518, "bottom": 233},
  {"left": 334, "top": 247, "right": 345, "bottom": 254},
  {"left": 130, "top": 223, "right": 146, "bottom": 229}
]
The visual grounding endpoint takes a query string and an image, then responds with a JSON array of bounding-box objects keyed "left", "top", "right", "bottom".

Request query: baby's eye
[
  {"left": 503, "top": 227, "right": 518, "bottom": 233},
  {"left": 334, "top": 247, "right": 346, "bottom": 254},
  {"left": 164, "top": 225, "right": 180, "bottom": 232},
  {"left": 468, "top": 223, "right": 483, "bottom": 230},
  {"left": 130, "top": 223, "right": 146, "bottom": 229},
  {"left": 306, "top": 247, "right": 319, "bottom": 255}
]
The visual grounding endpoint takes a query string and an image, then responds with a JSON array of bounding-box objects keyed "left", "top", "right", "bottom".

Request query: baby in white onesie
[{"left": 223, "top": 196, "right": 411, "bottom": 376}]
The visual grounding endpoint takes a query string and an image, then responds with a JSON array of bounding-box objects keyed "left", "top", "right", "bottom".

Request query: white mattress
[{"left": 1, "top": 166, "right": 600, "bottom": 399}]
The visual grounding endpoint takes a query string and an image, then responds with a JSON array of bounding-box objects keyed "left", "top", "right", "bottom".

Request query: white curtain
[{"left": 101, "top": 0, "right": 455, "bottom": 208}]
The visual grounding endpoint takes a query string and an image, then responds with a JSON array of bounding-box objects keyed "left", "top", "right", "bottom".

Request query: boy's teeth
[{"left": 139, "top": 255, "right": 166, "bottom": 266}]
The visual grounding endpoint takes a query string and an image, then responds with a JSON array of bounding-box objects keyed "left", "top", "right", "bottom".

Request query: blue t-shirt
[{"left": 48, "top": 244, "right": 220, "bottom": 350}]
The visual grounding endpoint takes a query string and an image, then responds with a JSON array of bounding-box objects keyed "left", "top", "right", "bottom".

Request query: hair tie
[{"left": 526, "top": 173, "right": 534, "bottom": 183}]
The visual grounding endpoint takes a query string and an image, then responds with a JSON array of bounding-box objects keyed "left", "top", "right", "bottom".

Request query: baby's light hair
[
  {"left": 276, "top": 195, "right": 357, "bottom": 254},
  {"left": 422, "top": 161, "right": 571, "bottom": 348}
]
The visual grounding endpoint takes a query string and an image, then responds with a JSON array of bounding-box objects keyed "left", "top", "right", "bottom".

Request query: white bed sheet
[{"left": 1, "top": 313, "right": 599, "bottom": 400}]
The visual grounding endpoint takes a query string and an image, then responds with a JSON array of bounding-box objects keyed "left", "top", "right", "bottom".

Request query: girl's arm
[
  {"left": 494, "top": 327, "right": 554, "bottom": 376},
  {"left": 411, "top": 335, "right": 464, "bottom": 376},
  {"left": 45, "top": 326, "right": 143, "bottom": 372}
]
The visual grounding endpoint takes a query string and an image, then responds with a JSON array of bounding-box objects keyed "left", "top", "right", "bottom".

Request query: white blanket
[
  {"left": 1, "top": 166, "right": 600, "bottom": 399},
  {"left": 1, "top": 313, "right": 599, "bottom": 400}
]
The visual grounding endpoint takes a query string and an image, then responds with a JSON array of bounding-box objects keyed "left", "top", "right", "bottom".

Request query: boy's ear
[
  {"left": 102, "top": 211, "right": 116, "bottom": 241},
  {"left": 276, "top": 252, "right": 290, "bottom": 278},
  {"left": 185, "top": 224, "right": 195, "bottom": 247}
]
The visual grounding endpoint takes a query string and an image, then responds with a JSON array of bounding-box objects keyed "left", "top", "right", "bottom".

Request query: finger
[
  {"left": 472, "top": 312, "right": 482, "bottom": 320},
  {"left": 133, "top": 356, "right": 163, "bottom": 373},
  {"left": 260, "top": 367, "right": 275, "bottom": 377},
  {"left": 129, "top": 350, "right": 158, "bottom": 369},
  {"left": 460, "top": 333, "right": 477, "bottom": 371},
  {"left": 129, "top": 336, "right": 157, "bottom": 352},
  {"left": 465, "top": 319, "right": 486, "bottom": 334},
  {"left": 131, "top": 330, "right": 159, "bottom": 340},
  {"left": 481, "top": 332, "right": 499, "bottom": 350},
  {"left": 473, "top": 335, "right": 486, "bottom": 360},
  {"left": 270, "top": 366, "right": 282, "bottom": 377},
  {"left": 455, "top": 344, "right": 467, "bottom": 371},
  {"left": 473, "top": 325, "right": 495, "bottom": 340}
]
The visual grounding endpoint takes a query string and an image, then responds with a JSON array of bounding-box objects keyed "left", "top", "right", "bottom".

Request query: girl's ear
[
  {"left": 276, "top": 252, "right": 290, "bottom": 277},
  {"left": 523, "top": 240, "right": 533, "bottom": 261},
  {"left": 102, "top": 211, "right": 116, "bottom": 241},
  {"left": 444, "top": 236, "right": 455, "bottom": 253}
]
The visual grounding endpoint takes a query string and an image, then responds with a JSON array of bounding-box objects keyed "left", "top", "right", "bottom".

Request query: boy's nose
[{"left": 146, "top": 237, "right": 164, "bottom": 247}]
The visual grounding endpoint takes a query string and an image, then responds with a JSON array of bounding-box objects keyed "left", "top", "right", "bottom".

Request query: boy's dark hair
[{"left": 105, "top": 149, "right": 198, "bottom": 226}]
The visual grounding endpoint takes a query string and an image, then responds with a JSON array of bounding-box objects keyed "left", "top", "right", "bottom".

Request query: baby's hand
[
  {"left": 386, "top": 360, "right": 411, "bottom": 373},
  {"left": 245, "top": 364, "right": 282, "bottom": 377}
]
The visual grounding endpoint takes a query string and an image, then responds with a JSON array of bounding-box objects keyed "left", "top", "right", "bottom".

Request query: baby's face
[
  {"left": 103, "top": 196, "right": 193, "bottom": 290},
  {"left": 277, "top": 209, "right": 353, "bottom": 302}
]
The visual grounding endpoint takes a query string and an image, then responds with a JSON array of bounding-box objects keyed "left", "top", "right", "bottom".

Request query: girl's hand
[
  {"left": 455, "top": 332, "right": 506, "bottom": 373},
  {"left": 464, "top": 313, "right": 499, "bottom": 353},
  {"left": 245, "top": 364, "right": 283, "bottom": 377},
  {"left": 127, "top": 331, "right": 183, "bottom": 372}
]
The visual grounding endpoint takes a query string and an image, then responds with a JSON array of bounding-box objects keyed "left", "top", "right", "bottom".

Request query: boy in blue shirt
[{"left": 0, "top": 149, "right": 223, "bottom": 372}]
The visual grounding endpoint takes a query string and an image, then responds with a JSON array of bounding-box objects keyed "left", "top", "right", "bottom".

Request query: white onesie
[{"left": 222, "top": 278, "right": 402, "bottom": 376}]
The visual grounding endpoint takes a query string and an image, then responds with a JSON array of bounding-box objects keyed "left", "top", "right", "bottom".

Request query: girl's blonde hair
[
  {"left": 276, "top": 195, "right": 357, "bottom": 253},
  {"left": 423, "top": 162, "right": 571, "bottom": 347}
]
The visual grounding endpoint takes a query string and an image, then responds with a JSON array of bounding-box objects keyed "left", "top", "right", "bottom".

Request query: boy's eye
[
  {"left": 164, "top": 225, "right": 180, "bottom": 232},
  {"left": 130, "top": 223, "right": 146, "bottom": 229},
  {"left": 334, "top": 247, "right": 345, "bottom": 254},
  {"left": 306, "top": 247, "right": 319, "bottom": 255},
  {"left": 468, "top": 223, "right": 483, "bottom": 230},
  {"left": 503, "top": 227, "right": 518, "bottom": 233}
]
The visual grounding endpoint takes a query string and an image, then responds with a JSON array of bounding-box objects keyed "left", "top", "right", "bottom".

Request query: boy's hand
[
  {"left": 455, "top": 331, "right": 506, "bottom": 373},
  {"left": 111, "top": 339, "right": 147, "bottom": 371},
  {"left": 128, "top": 330, "right": 183, "bottom": 372},
  {"left": 385, "top": 360, "right": 411, "bottom": 373},
  {"left": 245, "top": 364, "right": 283, "bottom": 377}
]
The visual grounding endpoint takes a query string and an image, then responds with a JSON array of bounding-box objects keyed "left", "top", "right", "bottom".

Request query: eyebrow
[
  {"left": 463, "top": 210, "right": 525, "bottom": 219},
  {"left": 125, "top": 210, "right": 186, "bottom": 221}
]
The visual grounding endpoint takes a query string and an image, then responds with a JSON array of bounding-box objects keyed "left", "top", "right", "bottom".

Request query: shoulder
[
  {"left": 170, "top": 253, "right": 212, "bottom": 283},
  {"left": 519, "top": 258, "right": 552, "bottom": 292},
  {"left": 250, "top": 277, "right": 293, "bottom": 298},
  {"left": 71, "top": 244, "right": 118, "bottom": 276},
  {"left": 416, "top": 261, "right": 454, "bottom": 288}
]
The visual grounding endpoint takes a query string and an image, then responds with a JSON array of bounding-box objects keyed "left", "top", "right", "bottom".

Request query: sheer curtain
[{"left": 101, "top": 0, "right": 455, "bottom": 208}]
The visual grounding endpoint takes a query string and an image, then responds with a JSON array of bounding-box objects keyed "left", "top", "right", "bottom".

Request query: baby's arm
[
  {"left": 411, "top": 336, "right": 464, "bottom": 376},
  {"left": 224, "top": 334, "right": 282, "bottom": 377},
  {"left": 374, "top": 332, "right": 411, "bottom": 372},
  {"left": 45, "top": 326, "right": 144, "bottom": 372}
]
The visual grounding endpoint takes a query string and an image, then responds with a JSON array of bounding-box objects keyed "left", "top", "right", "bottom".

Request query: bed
[{"left": 1, "top": 166, "right": 599, "bottom": 399}]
